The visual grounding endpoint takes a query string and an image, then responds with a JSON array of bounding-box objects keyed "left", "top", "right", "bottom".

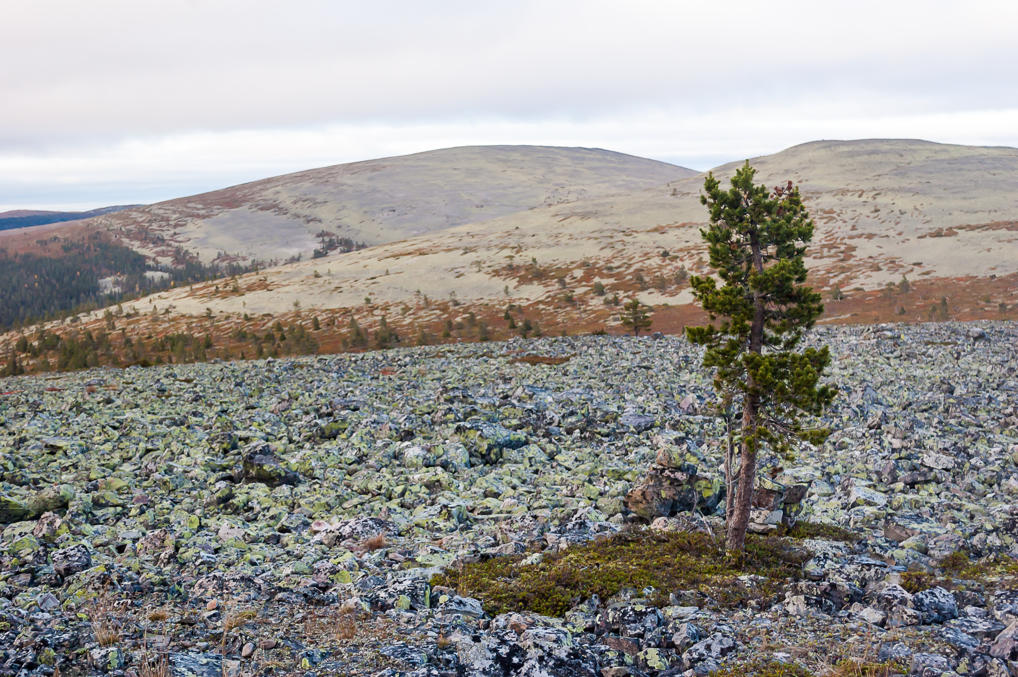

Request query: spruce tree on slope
[
  {"left": 686, "top": 162, "right": 835, "bottom": 552},
  {"left": 620, "top": 298, "right": 653, "bottom": 336}
]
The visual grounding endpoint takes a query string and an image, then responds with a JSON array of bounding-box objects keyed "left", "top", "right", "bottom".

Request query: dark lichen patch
[
  {"left": 781, "top": 521, "right": 863, "bottom": 543},
  {"left": 430, "top": 529, "right": 810, "bottom": 617}
]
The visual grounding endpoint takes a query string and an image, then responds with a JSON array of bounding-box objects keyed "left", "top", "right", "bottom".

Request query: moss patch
[
  {"left": 902, "top": 551, "right": 1018, "bottom": 593},
  {"left": 781, "top": 521, "right": 862, "bottom": 543},
  {"left": 708, "top": 660, "right": 813, "bottom": 676},
  {"left": 431, "top": 529, "right": 809, "bottom": 617},
  {"left": 829, "top": 659, "right": 909, "bottom": 676},
  {"left": 706, "top": 658, "right": 906, "bottom": 677}
]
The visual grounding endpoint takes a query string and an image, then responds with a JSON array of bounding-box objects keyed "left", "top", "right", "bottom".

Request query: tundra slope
[
  {"left": 75, "top": 139, "right": 1018, "bottom": 330},
  {"left": 76, "top": 145, "right": 698, "bottom": 264},
  {"left": 0, "top": 322, "right": 1015, "bottom": 675}
]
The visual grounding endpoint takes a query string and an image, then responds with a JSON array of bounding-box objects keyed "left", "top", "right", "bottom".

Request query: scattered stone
[
  {"left": 0, "top": 325, "right": 1014, "bottom": 673},
  {"left": 990, "top": 621, "right": 1018, "bottom": 661},
  {"left": 51, "top": 544, "right": 91, "bottom": 578},
  {"left": 913, "top": 586, "right": 959, "bottom": 624},
  {"left": 240, "top": 442, "right": 302, "bottom": 486}
]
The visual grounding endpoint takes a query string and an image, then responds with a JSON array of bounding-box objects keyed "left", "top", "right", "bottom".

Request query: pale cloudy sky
[{"left": 2, "top": 0, "right": 1017, "bottom": 210}]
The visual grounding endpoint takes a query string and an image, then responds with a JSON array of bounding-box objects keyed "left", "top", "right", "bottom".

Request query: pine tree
[
  {"left": 686, "top": 162, "right": 835, "bottom": 552},
  {"left": 2, "top": 350, "right": 24, "bottom": 377},
  {"left": 620, "top": 298, "right": 652, "bottom": 336},
  {"left": 347, "top": 317, "right": 367, "bottom": 347}
]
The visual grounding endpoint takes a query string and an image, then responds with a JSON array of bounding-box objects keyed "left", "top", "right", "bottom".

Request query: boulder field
[{"left": 0, "top": 322, "right": 1015, "bottom": 675}]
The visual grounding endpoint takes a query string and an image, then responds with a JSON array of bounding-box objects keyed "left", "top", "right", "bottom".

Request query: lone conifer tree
[
  {"left": 620, "top": 298, "right": 652, "bottom": 335},
  {"left": 687, "top": 162, "right": 835, "bottom": 552}
]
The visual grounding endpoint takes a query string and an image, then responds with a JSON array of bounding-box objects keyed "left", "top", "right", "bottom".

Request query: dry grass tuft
[
  {"left": 223, "top": 608, "right": 257, "bottom": 632},
  {"left": 147, "top": 608, "right": 170, "bottom": 623},
  {"left": 137, "top": 651, "right": 170, "bottom": 677},
  {"left": 89, "top": 596, "right": 123, "bottom": 647},
  {"left": 361, "top": 533, "right": 388, "bottom": 551}
]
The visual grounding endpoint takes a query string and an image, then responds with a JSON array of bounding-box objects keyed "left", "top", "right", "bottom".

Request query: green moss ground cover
[
  {"left": 706, "top": 659, "right": 906, "bottom": 677},
  {"left": 901, "top": 550, "right": 1018, "bottom": 593},
  {"left": 431, "top": 528, "right": 810, "bottom": 617}
]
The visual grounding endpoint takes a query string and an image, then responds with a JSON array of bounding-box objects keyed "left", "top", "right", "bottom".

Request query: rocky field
[{"left": 0, "top": 322, "right": 1016, "bottom": 676}]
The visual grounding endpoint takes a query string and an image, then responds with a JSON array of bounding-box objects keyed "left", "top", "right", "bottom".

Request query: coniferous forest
[{"left": 0, "top": 233, "right": 257, "bottom": 330}]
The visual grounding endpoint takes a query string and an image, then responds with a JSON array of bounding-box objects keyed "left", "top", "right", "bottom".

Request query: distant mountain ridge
[
  {"left": 0, "top": 205, "right": 139, "bottom": 232},
  {"left": 76, "top": 145, "right": 698, "bottom": 264}
]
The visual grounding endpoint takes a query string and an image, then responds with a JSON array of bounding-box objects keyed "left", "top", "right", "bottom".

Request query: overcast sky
[{"left": 2, "top": 0, "right": 1017, "bottom": 211}]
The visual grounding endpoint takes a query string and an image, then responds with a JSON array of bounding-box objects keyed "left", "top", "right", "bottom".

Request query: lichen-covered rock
[
  {"left": 50, "top": 544, "right": 91, "bottom": 578},
  {"left": 681, "top": 633, "right": 737, "bottom": 669},
  {"left": 0, "top": 324, "right": 1015, "bottom": 673},
  {"left": 240, "top": 442, "right": 302, "bottom": 486},
  {"left": 913, "top": 586, "right": 959, "bottom": 624}
]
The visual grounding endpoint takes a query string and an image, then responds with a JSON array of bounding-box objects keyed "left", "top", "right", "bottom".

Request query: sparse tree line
[
  {"left": 312, "top": 231, "right": 365, "bottom": 259},
  {"left": 0, "top": 303, "right": 558, "bottom": 376},
  {"left": 1, "top": 316, "right": 323, "bottom": 375}
]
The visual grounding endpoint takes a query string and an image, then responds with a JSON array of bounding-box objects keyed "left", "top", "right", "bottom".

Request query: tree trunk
[
  {"left": 726, "top": 394, "right": 759, "bottom": 551},
  {"left": 723, "top": 409, "right": 736, "bottom": 524},
  {"left": 726, "top": 223, "right": 766, "bottom": 552}
]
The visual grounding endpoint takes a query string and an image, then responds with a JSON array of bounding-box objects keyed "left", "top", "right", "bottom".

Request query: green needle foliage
[
  {"left": 620, "top": 298, "right": 653, "bottom": 335},
  {"left": 686, "top": 162, "right": 835, "bottom": 552}
]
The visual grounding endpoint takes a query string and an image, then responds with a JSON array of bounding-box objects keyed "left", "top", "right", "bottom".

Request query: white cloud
[{"left": 2, "top": 0, "right": 1017, "bottom": 208}]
